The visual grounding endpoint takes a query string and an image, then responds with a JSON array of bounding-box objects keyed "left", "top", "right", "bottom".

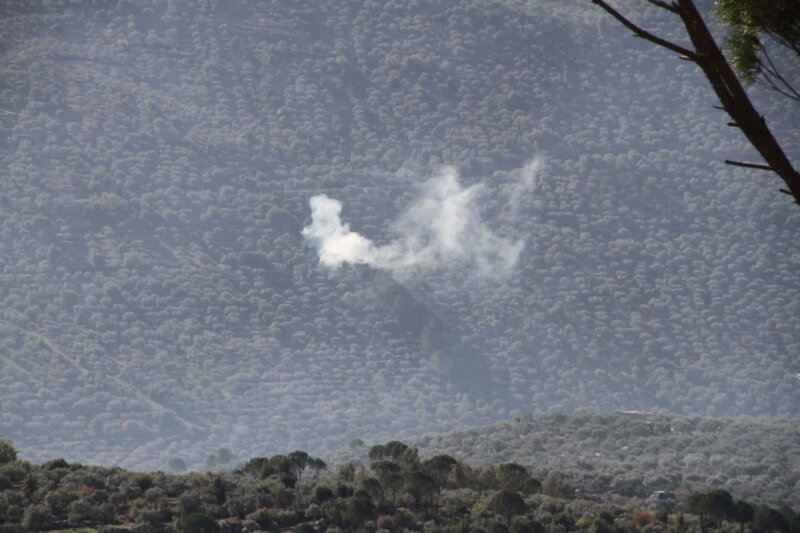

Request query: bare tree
[{"left": 591, "top": 0, "right": 800, "bottom": 205}]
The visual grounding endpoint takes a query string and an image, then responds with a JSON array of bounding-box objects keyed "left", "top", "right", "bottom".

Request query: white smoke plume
[
  {"left": 509, "top": 156, "right": 545, "bottom": 216},
  {"left": 302, "top": 166, "right": 526, "bottom": 278}
]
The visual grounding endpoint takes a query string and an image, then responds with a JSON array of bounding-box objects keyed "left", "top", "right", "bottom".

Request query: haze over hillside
[{"left": 0, "top": 0, "right": 798, "bottom": 470}]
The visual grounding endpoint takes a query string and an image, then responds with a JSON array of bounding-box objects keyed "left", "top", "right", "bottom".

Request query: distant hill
[
  {"left": 0, "top": 0, "right": 798, "bottom": 470},
  {"left": 328, "top": 411, "right": 800, "bottom": 509}
]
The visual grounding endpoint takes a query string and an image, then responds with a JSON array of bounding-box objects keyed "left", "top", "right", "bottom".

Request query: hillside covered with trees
[
  {"left": 406, "top": 412, "right": 800, "bottom": 510},
  {"left": 1, "top": 417, "right": 800, "bottom": 533},
  {"left": 0, "top": 0, "right": 798, "bottom": 471}
]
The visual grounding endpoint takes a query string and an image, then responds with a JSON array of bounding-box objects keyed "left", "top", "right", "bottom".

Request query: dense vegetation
[
  {"left": 0, "top": 0, "right": 798, "bottom": 470},
  {"left": 1, "top": 430, "right": 799, "bottom": 533},
  {"left": 405, "top": 412, "right": 800, "bottom": 510}
]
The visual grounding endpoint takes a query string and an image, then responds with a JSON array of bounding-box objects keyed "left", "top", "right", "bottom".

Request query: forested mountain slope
[
  {"left": 400, "top": 412, "right": 800, "bottom": 509},
  {"left": 0, "top": 0, "right": 798, "bottom": 470}
]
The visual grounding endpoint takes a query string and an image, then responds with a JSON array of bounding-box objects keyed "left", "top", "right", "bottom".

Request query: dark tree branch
[
  {"left": 590, "top": 0, "right": 697, "bottom": 58},
  {"left": 591, "top": 0, "right": 800, "bottom": 205},
  {"left": 725, "top": 160, "right": 773, "bottom": 171}
]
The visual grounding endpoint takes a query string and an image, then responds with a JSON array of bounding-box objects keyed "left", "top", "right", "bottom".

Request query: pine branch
[
  {"left": 590, "top": 0, "right": 697, "bottom": 59},
  {"left": 725, "top": 160, "right": 773, "bottom": 171}
]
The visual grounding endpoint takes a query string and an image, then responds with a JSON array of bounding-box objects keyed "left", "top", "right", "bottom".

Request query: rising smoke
[
  {"left": 302, "top": 163, "right": 543, "bottom": 278},
  {"left": 509, "top": 156, "right": 545, "bottom": 216}
]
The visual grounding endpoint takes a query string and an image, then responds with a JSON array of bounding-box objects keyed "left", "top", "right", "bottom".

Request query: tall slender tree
[{"left": 591, "top": 0, "right": 800, "bottom": 205}]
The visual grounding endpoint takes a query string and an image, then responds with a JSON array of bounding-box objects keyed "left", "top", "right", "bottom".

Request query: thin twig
[
  {"left": 758, "top": 76, "right": 800, "bottom": 103},
  {"left": 758, "top": 43, "right": 800, "bottom": 102}
]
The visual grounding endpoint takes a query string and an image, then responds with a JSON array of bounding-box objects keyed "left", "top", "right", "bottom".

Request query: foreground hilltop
[{"left": 1, "top": 414, "right": 799, "bottom": 533}]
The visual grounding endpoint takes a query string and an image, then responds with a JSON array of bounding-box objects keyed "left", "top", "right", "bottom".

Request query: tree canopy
[
  {"left": 717, "top": 0, "right": 800, "bottom": 97},
  {"left": 1, "top": 437, "right": 796, "bottom": 532}
]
